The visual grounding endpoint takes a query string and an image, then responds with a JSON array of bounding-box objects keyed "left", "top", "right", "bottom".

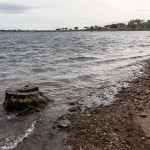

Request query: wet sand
[{"left": 67, "top": 59, "right": 150, "bottom": 150}]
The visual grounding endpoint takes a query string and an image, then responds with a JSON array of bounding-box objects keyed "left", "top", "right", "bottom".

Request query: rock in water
[{"left": 4, "top": 85, "right": 51, "bottom": 114}]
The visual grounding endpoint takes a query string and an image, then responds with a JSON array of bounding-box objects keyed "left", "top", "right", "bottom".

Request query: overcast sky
[{"left": 0, "top": 0, "right": 150, "bottom": 30}]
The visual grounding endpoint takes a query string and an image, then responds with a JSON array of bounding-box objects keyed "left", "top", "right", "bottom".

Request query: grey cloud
[{"left": 0, "top": 3, "right": 31, "bottom": 13}]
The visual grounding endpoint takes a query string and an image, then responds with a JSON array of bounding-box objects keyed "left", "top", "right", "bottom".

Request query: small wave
[
  {"left": 0, "top": 42, "right": 9, "bottom": 44},
  {"left": 68, "top": 56, "right": 97, "bottom": 61},
  {"left": 1, "top": 121, "right": 36, "bottom": 150},
  {"left": 138, "top": 44, "right": 150, "bottom": 47},
  {"left": 75, "top": 45, "right": 93, "bottom": 48},
  {"left": 139, "top": 51, "right": 144, "bottom": 53},
  {"left": 38, "top": 81, "right": 63, "bottom": 88},
  {"left": 130, "top": 56, "right": 142, "bottom": 59},
  {"left": 55, "top": 58, "right": 72, "bottom": 63},
  {"left": 13, "top": 49, "right": 22, "bottom": 52},
  {"left": 55, "top": 56, "right": 97, "bottom": 63},
  {"left": 58, "top": 78, "right": 70, "bottom": 84},
  {"left": 32, "top": 68, "right": 47, "bottom": 73},
  {"left": 77, "top": 75, "right": 92, "bottom": 81},
  {"left": 0, "top": 56, "right": 7, "bottom": 59},
  {"left": 95, "top": 55, "right": 145, "bottom": 65},
  {"left": 95, "top": 58, "right": 124, "bottom": 64}
]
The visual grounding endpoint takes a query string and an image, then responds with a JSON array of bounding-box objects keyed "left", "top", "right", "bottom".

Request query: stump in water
[{"left": 4, "top": 85, "right": 51, "bottom": 114}]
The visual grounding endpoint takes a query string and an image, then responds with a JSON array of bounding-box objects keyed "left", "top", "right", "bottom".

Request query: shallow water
[{"left": 0, "top": 31, "right": 150, "bottom": 149}]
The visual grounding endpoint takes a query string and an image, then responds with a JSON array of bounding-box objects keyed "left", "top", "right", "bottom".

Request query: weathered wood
[{"left": 4, "top": 85, "right": 50, "bottom": 113}]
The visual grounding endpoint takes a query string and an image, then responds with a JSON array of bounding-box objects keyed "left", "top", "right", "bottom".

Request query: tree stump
[{"left": 4, "top": 85, "right": 51, "bottom": 114}]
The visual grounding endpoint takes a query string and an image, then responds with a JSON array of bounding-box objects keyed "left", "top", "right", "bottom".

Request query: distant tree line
[
  {"left": 1, "top": 19, "right": 150, "bottom": 32},
  {"left": 56, "top": 27, "right": 78, "bottom": 31},
  {"left": 0, "top": 29, "right": 29, "bottom": 32},
  {"left": 56, "top": 19, "right": 150, "bottom": 31}
]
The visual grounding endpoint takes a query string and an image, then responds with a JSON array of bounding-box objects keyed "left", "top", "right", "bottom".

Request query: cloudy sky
[{"left": 0, "top": 0, "right": 150, "bottom": 30}]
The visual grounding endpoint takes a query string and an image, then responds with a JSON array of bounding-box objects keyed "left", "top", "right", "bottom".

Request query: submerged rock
[{"left": 4, "top": 85, "right": 51, "bottom": 114}]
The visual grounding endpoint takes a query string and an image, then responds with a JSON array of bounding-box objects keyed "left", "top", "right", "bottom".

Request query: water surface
[{"left": 0, "top": 31, "right": 150, "bottom": 149}]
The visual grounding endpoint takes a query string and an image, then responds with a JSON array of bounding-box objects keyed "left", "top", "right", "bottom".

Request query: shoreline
[
  {"left": 1, "top": 30, "right": 150, "bottom": 33},
  {"left": 66, "top": 59, "right": 150, "bottom": 150}
]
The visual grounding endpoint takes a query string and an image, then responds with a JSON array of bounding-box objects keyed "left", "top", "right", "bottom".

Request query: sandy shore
[{"left": 66, "top": 59, "right": 150, "bottom": 150}]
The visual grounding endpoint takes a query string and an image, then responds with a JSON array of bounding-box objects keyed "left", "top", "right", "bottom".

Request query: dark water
[{"left": 0, "top": 31, "right": 150, "bottom": 149}]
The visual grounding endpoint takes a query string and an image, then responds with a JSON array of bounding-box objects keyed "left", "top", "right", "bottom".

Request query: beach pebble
[
  {"left": 141, "top": 137, "right": 146, "bottom": 140},
  {"left": 68, "top": 101, "right": 77, "bottom": 106},
  {"left": 85, "top": 114, "right": 91, "bottom": 117},
  {"left": 57, "top": 119, "right": 71, "bottom": 128},
  {"left": 140, "top": 113, "right": 147, "bottom": 118},
  {"left": 69, "top": 106, "right": 80, "bottom": 112}
]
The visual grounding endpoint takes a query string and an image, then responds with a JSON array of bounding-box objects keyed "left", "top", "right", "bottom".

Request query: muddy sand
[{"left": 66, "top": 59, "right": 150, "bottom": 150}]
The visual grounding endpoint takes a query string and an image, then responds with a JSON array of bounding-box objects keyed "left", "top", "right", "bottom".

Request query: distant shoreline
[
  {"left": 1, "top": 19, "right": 150, "bottom": 32},
  {"left": 1, "top": 29, "right": 150, "bottom": 32}
]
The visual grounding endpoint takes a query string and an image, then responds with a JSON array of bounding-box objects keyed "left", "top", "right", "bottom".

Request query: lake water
[{"left": 0, "top": 31, "right": 150, "bottom": 149}]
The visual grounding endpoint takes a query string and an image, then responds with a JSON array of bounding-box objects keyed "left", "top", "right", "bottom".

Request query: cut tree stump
[{"left": 4, "top": 85, "right": 51, "bottom": 114}]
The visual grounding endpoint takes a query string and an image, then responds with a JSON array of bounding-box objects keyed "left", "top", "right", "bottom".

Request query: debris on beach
[{"left": 4, "top": 85, "right": 51, "bottom": 115}]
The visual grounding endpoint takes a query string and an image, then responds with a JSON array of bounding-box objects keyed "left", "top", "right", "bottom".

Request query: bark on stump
[{"left": 4, "top": 85, "right": 50, "bottom": 114}]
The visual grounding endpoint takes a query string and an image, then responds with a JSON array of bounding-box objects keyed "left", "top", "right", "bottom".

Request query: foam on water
[{"left": 1, "top": 121, "right": 36, "bottom": 150}]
